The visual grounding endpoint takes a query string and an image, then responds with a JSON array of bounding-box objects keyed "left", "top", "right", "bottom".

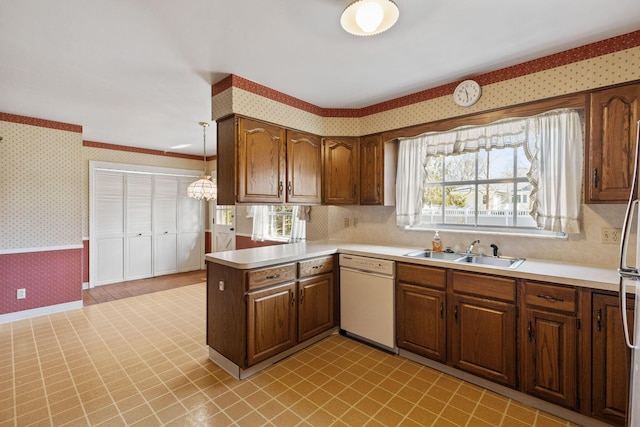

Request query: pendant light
[
  {"left": 187, "top": 122, "right": 217, "bottom": 201},
  {"left": 340, "top": 0, "right": 399, "bottom": 36}
]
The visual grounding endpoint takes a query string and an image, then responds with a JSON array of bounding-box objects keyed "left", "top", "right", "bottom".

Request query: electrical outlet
[
  {"left": 344, "top": 217, "right": 350, "bottom": 228},
  {"left": 16, "top": 288, "right": 26, "bottom": 299},
  {"left": 600, "top": 227, "right": 622, "bottom": 244}
]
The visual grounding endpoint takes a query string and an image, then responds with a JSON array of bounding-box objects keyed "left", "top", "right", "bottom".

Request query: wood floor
[{"left": 82, "top": 270, "right": 206, "bottom": 305}]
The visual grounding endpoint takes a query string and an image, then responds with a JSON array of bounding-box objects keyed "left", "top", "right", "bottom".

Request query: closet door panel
[
  {"left": 126, "top": 174, "right": 153, "bottom": 280},
  {"left": 154, "top": 176, "right": 178, "bottom": 276},
  {"left": 94, "top": 171, "right": 125, "bottom": 285}
]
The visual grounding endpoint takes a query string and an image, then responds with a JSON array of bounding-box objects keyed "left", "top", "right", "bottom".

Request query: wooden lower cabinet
[
  {"left": 523, "top": 309, "right": 577, "bottom": 408},
  {"left": 450, "top": 293, "right": 517, "bottom": 387},
  {"left": 298, "top": 273, "right": 334, "bottom": 342},
  {"left": 396, "top": 263, "right": 447, "bottom": 362},
  {"left": 592, "top": 293, "right": 633, "bottom": 426},
  {"left": 207, "top": 256, "right": 336, "bottom": 374},
  {"left": 397, "top": 282, "right": 447, "bottom": 362},
  {"left": 247, "top": 282, "right": 297, "bottom": 365},
  {"left": 521, "top": 281, "right": 579, "bottom": 410}
]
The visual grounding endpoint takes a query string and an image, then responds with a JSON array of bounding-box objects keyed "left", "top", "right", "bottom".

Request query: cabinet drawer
[
  {"left": 397, "top": 263, "right": 446, "bottom": 289},
  {"left": 247, "top": 263, "right": 296, "bottom": 291},
  {"left": 524, "top": 281, "right": 577, "bottom": 313},
  {"left": 298, "top": 256, "right": 334, "bottom": 278},
  {"left": 452, "top": 271, "right": 516, "bottom": 302}
]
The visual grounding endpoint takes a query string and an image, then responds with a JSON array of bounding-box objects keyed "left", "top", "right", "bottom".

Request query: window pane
[
  {"left": 477, "top": 183, "right": 513, "bottom": 226},
  {"left": 445, "top": 152, "right": 475, "bottom": 182},
  {"left": 444, "top": 185, "right": 474, "bottom": 224},
  {"left": 486, "top": 148, "right": 514, "bottom": 180},
  {"left": 516, "top": 182, "right": 537, "bottom": 227}
]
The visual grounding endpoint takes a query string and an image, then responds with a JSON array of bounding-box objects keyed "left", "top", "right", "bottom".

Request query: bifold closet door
[
  {"left": 126, "top": 174, "right": 153, "bottom": 279},
  {"left": 154, "top": 176, "right": 178, "bottom": 276},
  {"left": 178, "top": 177, "right": 202, "bottom": 271},
  {"left": 94, "top": 170, "right": 125, "bottom": 285}
]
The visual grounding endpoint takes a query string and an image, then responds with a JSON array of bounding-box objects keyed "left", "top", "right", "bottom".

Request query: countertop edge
[{"left": 204, "top": 241, "right": 620, "bottom": 292}]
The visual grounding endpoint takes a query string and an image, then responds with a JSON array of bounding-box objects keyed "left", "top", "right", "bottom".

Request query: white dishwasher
[{"left": 339, "top": 254, "right": 397, "bottom": 353}]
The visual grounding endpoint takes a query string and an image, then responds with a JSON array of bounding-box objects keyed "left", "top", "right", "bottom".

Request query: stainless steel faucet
[{"left": 466, "top": 239, "right": 480, "bottom": 254}]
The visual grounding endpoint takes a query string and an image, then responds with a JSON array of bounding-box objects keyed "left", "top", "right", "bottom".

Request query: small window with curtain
[
  {"left": 247, "top": 205, "right": 307, "bottom": 242},
  {"left": 396, "top": 109, "right": 584, "bottom": 236}
]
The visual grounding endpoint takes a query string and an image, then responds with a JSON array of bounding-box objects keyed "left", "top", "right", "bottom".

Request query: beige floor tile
[{"left": 2, "top": 281, "right": 584, "bottom": 426}]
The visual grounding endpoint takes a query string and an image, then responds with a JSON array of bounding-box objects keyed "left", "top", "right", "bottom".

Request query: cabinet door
[
  {"left": 360, "top": 135, "right": 384, "bottom": 205},
  {"left": 588, "top": 83, "right": 640, "bottom": 202},
  {"left": 286, "top": 130, "right": 322, "bottom": 204},
  {"left": 94, "top": 170, "right": 125, "bottom": 285},
  {"left": 523, "top": 309, "right": 577, "bottom": 409},
  {"left": 592, "top": 293, "right": 633, "bottom": 426},
  {"left": 298, "top": 273, "right": 334, "bottom": 342},
  {"left": 323, "top": 137, "right": 359, "bottom": 205},
  {"left": 397, "top": 282, "right": 446, "bottom": 362},
  {"left": 450, "top": 294, "right": 517, "bottom": 387},
  {"left": 237, "top": 117, "right": 286, "bottom": 203},
  {"left": 247, "top": 282, "right": 296, "bottom": 366}
]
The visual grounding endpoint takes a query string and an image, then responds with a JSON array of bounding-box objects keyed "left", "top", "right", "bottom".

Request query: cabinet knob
[{"left": 596, "top": 308, "right": 602, "bottom": 331}]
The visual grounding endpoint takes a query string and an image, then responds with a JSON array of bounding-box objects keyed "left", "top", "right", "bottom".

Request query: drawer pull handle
[
  {"left": 265, "top": 274, "right": 281, "bottom": 280},
  {"left": 300, "top": 289, "right": 304, "bottom": 304},
  {"left": 291, "top": 290, "right": 296, "bottom": 306},
  {"left": 536, "top": 294, "right": 564, "bottom": 302},
  {"left": 288, "top": 181, "right": 292, "bottom": 196},
  {"left": 312, "top": 264, "right": 323, "bottom": 269}
]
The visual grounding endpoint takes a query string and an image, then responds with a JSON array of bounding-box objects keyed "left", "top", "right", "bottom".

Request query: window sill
[{"left": 404, "top": 224, "right": 568, "bottom": 240}]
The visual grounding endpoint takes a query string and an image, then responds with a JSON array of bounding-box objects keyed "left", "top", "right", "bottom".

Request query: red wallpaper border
[
  {"left": 212, "top": 29, "right": 640, "bottom": 118},
  {"left": 0, "top": 112, "right": 82, "bottom": 133}
]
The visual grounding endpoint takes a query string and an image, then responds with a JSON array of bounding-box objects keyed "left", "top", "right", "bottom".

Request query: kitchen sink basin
[
  {"left": 455, "top": 255, "right": 525, "bottom": 269},
  {"left": 402, "top": 250, "right": 464, "bottom": 261}
]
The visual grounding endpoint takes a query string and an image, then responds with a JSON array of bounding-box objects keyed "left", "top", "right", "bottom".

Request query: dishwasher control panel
[{"left": 339, "top": 254, "right": 395, "bottom": 276}]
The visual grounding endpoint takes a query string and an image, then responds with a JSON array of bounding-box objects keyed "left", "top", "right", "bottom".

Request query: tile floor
[{"left": 2, "top": 282, "right": 580, "bottom": 426}]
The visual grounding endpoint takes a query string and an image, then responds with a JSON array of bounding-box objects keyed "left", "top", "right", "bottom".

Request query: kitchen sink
[
  {"left": 402, "top": 250, "right": 465, "bottom": 261},
  {"left": 455, "top": 255, "right": 525, "bottom": 269},
  {"left": 402, "top": 250, "right": 525, "bottom": 269}
]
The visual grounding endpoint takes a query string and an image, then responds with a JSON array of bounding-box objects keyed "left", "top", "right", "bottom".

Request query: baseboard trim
[{"left": 0, "top": 300, "right": 83, "bottom": 324}]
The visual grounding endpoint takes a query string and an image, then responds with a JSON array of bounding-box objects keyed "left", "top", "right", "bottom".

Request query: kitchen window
[
  {"left": 248, "top": 205, "right": 306, "bottom": 242},
  {"left": 396, "top": 109, "right": 583, "bottom": 236}
]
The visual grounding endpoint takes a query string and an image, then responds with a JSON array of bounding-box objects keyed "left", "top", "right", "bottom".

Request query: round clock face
[{"left": 453, "top": 80, "right": 481, "bottom": 107}]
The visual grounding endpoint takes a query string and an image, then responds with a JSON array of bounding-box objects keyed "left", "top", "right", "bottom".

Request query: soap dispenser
[{"left": 432, "top": 231, "right": 442, "bottom": 252}]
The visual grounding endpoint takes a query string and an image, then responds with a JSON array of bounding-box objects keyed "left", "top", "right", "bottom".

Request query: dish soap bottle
[{"left": 432, "top": 231, "right": 442, "bottom": 252}]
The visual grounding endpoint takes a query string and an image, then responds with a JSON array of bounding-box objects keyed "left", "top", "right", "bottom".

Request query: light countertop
[{"left": 204, "top": 240, "right": 621, "bottom": 292}]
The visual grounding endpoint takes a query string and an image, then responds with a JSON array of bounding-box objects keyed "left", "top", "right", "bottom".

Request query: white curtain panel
[
  {"left": 289, "top": 206, "right": 307, "bottom": 243},
  {"left": 247, "top": 205, "right": 270, "bottom": 242},
  {"left": 396, "top": 138, "right": 426, "bottom": 226},
  {"left": 526, "top": 110, "right": 583, "bottom": 233}
]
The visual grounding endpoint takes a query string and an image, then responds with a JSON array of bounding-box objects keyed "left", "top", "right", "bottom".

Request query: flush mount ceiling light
[
  {"left": 340, "top": 0, "right": 399, "bottom": 36},
  {"left": 187, "top": 122, "right": 217, "bottom": 201}
]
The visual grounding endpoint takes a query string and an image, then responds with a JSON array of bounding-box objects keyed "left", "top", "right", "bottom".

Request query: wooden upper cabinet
[
  {"left": 237, "top": 117, "right": 287, "bottom": 203},
  {"left": 587, "top": 83, "right": 640, "bottom": 203},
  {"left": 322, "top": 137, "right": 359, "bottom": 205},
  {"left": 287, "top": 131, "right": 322, "bottom": 204},
  {"left": 360, "top": 134, "right": 384, "bottom": 205}
]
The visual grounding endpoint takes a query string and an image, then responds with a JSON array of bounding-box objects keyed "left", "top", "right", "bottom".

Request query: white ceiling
[{"left": 1, "top": 0, "right": 639, "bottom": 156}]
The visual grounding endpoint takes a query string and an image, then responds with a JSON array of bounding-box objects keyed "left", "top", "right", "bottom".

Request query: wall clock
[{"left": 453, "top": 80, "right": 481, "bottom": 107}]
